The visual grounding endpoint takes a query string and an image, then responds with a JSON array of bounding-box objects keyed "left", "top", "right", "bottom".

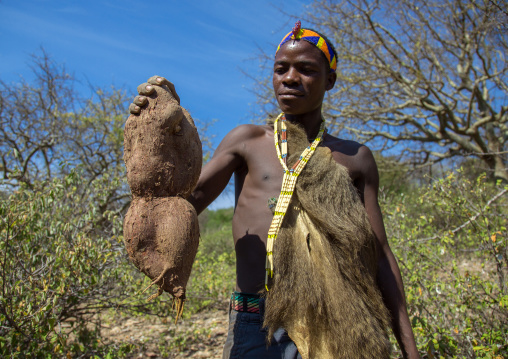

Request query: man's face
[{"left": 273, "top": 40, "right": 336, "bottom": 116}]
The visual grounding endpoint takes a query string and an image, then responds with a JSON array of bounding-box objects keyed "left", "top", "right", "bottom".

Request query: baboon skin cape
[{"left": 263, "top": 121, "right": 391, "bottom": 359}]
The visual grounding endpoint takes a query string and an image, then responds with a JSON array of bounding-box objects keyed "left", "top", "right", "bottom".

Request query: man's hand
[{"left": 129, "top": 76, "right": 180, "bottom": 114}]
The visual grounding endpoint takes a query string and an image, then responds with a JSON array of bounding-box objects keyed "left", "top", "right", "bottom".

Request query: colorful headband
[{"left": 276, "top": 21, "right": 337, "bottom": 73}]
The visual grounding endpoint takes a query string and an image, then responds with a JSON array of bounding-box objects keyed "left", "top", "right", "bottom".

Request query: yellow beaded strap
[{"left": 265, "top": 113, "right": 326, "bottom": 290}]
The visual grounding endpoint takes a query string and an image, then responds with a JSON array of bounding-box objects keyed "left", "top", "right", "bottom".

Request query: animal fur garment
[{"left": 263, "top": 121, "right": 391, "bottom": 359}]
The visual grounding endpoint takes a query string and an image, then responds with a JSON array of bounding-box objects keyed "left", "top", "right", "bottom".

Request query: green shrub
[
  {"left": 5, "top": 162, "right": 504, "bottom": 359},
  {"left": 185, "top": 210, "right": 236, "bottom": 314},
  {"left": 0, "top": 170, "right": 138, "bottom": 358},
  {"left": 382, "top": 171, "right": 507, "bottom": 358}
]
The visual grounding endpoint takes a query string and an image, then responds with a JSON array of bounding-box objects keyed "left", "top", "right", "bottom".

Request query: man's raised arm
[{"left": 187, "top": 125, "right": 249, "bottom": 214}]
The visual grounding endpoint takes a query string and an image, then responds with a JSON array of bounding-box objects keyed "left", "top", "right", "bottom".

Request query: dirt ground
[{"left": 102, "top": 307, "right": 229, "bottom": 358}]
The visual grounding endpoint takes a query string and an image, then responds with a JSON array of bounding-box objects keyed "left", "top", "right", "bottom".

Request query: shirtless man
[{"left": 130, "top": 25, "right": 419, "bottom": 359}]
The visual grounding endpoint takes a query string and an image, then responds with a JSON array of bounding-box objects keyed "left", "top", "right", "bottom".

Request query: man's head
[
  {"left": 273, "top": 22, "right": 337, "bottom": 116},
  {"left": 276, "top": 21, "right": 337, "bottom": 74}
]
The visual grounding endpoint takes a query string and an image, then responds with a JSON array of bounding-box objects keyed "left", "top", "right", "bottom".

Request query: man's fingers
[
  {"left": 129, "top": 103, "right": 141, "bottom": 114},
  {"left": 147, "top": 76, "right": 181, "bottom": 104},
  {"left": 129, "top": 96, "right": 147, "bottom": 114},
  {"left": 133, "top": 96, "right": 147, "bottom": 106},
  {"left": 137, "top": 82, "right": 155, "bottom": 96},
  {"left": 131, "top": 76, "right": 180, "bottom": 116}
]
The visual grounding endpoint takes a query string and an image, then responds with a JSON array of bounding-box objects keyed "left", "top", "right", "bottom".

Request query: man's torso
[{"left": 230, "top": 124, "right": 366, "bottom": 293}]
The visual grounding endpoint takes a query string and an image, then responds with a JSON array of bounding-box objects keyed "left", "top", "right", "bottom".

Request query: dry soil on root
[{"left": 124, "top": 196, "right": 200, "bottom": 302}]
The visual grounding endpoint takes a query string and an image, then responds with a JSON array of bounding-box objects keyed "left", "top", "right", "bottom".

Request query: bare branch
[{"left": 286, "top": 0, "right": 508, "bottom": 181}]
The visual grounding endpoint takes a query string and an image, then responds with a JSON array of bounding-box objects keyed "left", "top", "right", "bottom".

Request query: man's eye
[
  {"left": 301, "top": 67, "right": 316, "bottom": 74},
  {"left": 274, "top": 67, "right": 286, "bottom": 74}
]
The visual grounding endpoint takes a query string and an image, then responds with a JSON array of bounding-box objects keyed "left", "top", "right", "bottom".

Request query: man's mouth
[{"left": 278, "top": 91, "right": 304, "bottom": 99}]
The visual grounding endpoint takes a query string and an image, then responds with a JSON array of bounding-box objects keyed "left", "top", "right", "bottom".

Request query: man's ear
[{"left": 326, "top": 71, "right": 337, "bottom": 91}]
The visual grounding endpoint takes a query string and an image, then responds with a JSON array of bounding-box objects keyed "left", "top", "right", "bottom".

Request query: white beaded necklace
[{"left": 265, "top": 113, "right": 326, "bottom": 289}]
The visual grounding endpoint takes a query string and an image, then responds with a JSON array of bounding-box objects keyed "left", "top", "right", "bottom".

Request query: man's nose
[{"left": 283, "top": 67, "right": 299, "bottom": 86}]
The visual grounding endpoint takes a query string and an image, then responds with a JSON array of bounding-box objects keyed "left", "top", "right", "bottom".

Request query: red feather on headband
[{"left": 292, "top": 20, "right": 301, "bottom": 38}]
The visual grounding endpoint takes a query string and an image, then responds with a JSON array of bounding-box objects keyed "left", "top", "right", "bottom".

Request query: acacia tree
[
  {"left": 0, "top": 50, "right": 128, "bottom": 189},
  {"left": 0, "top": 50, "right": 214, "bottom": 194},
  {"left": 316, "top": 0, "right": 508, "bottom": 179},
  {"left": 256, "top": 0, "right": 508, "bottom": 180}
]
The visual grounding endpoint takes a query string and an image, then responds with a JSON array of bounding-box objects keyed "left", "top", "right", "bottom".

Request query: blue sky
[{"left": 1, "top": 0, "right": 307, "bottom": 208}]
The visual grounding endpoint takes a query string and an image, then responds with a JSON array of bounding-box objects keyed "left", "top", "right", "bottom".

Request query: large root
[
  {"left": 124, "top": 196, "right": 199, "bottom": 323},
  {"left": 123, "top": 78, "right": 202, "bottom": 324}
]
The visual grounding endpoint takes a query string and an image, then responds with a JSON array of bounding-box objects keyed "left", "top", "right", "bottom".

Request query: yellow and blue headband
[{"left": 276, "top": 21, "right": 337, "bottom": 73}]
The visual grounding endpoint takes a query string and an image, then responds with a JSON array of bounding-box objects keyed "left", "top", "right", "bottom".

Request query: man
[{"left": 130, "top": 23, "right": 419, "bottom": 359}]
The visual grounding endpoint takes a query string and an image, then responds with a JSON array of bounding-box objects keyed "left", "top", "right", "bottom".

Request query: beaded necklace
[{"left": 265, "top": 113, "right": 326, "bottom": 289}]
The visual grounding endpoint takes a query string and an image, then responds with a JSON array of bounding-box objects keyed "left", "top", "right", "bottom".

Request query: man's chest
[{"left": 236, "top": 135, "right": 285, "bottom": 193}]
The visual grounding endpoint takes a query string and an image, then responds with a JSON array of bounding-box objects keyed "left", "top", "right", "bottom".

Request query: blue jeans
[{"left": 222, "top": 297, "right": 301, "bottom": 359}]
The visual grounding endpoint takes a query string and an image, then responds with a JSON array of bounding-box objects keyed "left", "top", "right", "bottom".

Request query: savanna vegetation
[{"left": 1, "top": 0, "right": 507, "bottom": 357}]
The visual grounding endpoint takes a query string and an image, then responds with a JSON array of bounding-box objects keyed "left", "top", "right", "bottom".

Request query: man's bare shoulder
[
  {"left": 213, "top": 124, "right": 273, "bottom": 163},
  {"left": 323, "top": 133, "right": 368, "bottom": 157},
  {"left": 232, "top": 123, "right": 272, "bottom": 137},
  {"left": 220, "top": 124, "right": 272, "bottom": 145},
  {"left": 323, "top": 133, "right": 377, "bottom": 181}
]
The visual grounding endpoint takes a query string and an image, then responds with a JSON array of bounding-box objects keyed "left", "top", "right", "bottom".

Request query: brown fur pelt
[{"left": 263, "top": 121, "right": 391, "bottom": 359}]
